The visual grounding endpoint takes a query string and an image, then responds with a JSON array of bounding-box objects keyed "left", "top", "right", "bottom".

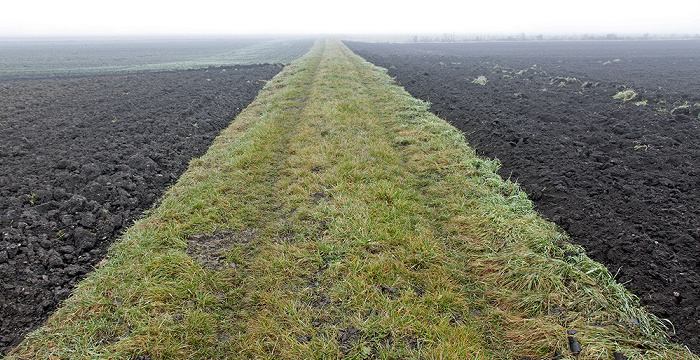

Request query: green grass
[
  {"left": 7, "top": 39, "right": 696, "bottom": 360},
  {"left": 670, "top": 103, "right": 691, "bottom": 115},
  {"left": 472, "top": 75, "right": 488, "bottom": 85},
  {"left": 550, "top": 76, "right": 579, "bottom": 87},
  {"left": 613, "top": 89, "right": 638, "bottom": 102}
]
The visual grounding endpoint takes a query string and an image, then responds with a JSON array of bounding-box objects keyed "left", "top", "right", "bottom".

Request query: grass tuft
[
  {"left": 613, "top": 89, "right": 638, "bottom": 101},
  {"left": 472, "top": 75, "right": 488, "bottom": 85}
]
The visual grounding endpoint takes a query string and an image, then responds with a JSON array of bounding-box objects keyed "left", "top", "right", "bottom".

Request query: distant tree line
[{"left": 410, "top": 32, "right": 700, "bottom": 42}]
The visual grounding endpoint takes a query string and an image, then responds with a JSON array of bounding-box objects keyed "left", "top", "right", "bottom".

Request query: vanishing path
[{"left": 8, "top": 40, "right": 694, "bottom": 359}]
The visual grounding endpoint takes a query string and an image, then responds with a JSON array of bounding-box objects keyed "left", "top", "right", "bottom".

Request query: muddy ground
[
  {"left": 0, "top": 65, "right": 281, "bottom": 355},
  {"left": 346, "top": 40, "right": 700, "bottom": 352}
]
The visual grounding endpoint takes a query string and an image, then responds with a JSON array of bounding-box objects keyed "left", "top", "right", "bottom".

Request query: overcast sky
[{"left": 2, "top": 0, "right": 700, "bottom": 37}]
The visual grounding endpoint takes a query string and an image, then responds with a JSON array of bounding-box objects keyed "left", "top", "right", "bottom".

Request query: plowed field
[{"left": 0, "top": 65, "right": 282, "bottom": 355}]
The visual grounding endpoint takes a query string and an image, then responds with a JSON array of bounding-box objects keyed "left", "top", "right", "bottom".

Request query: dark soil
[
  {"left": 346, "top": 40, "right": 700, "bottom": 352},
  {"left": 0, "top": 64, "right": 281, "bottom": 355}
]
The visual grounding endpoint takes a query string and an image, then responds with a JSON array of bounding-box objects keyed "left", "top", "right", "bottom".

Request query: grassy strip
[{"left": 8, "top": 39, "right": 696, "bottom": 359}]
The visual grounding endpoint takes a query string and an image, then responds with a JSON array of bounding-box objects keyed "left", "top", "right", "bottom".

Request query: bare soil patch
[
  {"left": 347, "top": 40, "right": 700, "bottom": 352},
  {"left": 186, "top": 229, "right": 257, "bottom": 271},
  {"left": 0, "top": 65, "right": 281, "bottom": 355}
]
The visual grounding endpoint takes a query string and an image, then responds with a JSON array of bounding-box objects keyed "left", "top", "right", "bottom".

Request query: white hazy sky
[{"left": 2, "top": 0, "right": 700, "bottom": 37}]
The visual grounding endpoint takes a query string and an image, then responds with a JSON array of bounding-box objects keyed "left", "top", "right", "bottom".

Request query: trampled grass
[{"left": 7, "top": 39, "right": 696, "bottom": 359}]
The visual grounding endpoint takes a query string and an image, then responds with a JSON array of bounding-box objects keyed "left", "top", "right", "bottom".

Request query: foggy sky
[{"left": 2, "top": 0, "right": 699, "bottom": 37}]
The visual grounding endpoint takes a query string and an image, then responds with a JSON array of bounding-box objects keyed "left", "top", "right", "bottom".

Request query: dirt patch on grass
[
  {"left": 186, "top": 229, "right": 258, "bottom": 271},
  {"left": 337, "top": 326, "right": 362, "bottom": 354},
  {"left": 347, "top": 40, "right": 700, "bottom": 352},
  {"left": 0, "top": 65, "right": 281, "bottom": 355}
]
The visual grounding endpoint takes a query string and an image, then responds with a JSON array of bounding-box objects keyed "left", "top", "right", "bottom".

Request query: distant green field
[{"left": 0, "top": 37, "right": 315, "bottom": 80}]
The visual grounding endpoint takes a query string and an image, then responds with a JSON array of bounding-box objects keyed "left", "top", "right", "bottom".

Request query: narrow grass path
[{"left": 8, "top": 40, "right": 696, "bottom": 360}]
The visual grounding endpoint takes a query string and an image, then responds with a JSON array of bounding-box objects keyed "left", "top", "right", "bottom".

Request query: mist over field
[
  {"left": 1, "top": 0, "right": 699, "bottom": 37},
  {"left": 3, "top": 0, "right": 700, "bottom": 356},
  {"left": 0, "top": 38, "right": 314, "bottom": 80}
]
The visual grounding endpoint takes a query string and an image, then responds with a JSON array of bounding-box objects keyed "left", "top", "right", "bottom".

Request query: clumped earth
[
  {"left": 347, "top": 40, "right": 700, "bottom": 352},
  {"left": 0, "top": 65, "right": 281, "bottom": 355}
]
